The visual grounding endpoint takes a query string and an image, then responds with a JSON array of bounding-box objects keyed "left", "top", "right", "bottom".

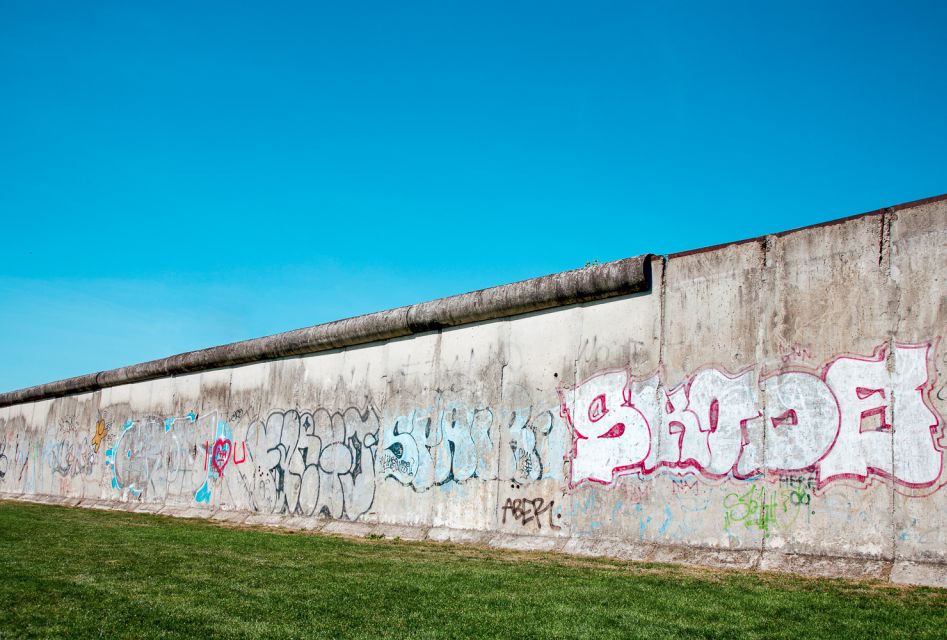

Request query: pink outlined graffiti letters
[{"left": 559, "top": 341, "right": 943, "bottom": 495}]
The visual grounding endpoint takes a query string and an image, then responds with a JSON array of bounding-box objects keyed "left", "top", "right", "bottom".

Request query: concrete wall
[{"left": 1, "top": 196, "right": 945, "bottom": 586}]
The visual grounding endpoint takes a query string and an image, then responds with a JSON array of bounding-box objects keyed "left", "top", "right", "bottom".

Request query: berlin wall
[{"left": 1, "top": 195, "right": 945, "bottom": 586}]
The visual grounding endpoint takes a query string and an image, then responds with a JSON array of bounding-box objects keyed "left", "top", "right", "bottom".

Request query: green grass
[{"left": 0, "top": 501, "right": 943, "bottom": 639}]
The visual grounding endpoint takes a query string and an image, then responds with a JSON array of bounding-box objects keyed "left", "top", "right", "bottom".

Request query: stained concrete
[{"left": 0, "top": 195, "right": 944, "bottom": 587}]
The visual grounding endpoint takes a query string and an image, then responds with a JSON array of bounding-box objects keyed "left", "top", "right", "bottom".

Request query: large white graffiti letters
[
  {"left": 560, "top": 342, "right": 943, "bottom": 493},
  {"left": 818, "top": 344, "right": 941, "bottom": 488},
  {"left": 565, "top": 369, "right": 650, "bottom": 484}
]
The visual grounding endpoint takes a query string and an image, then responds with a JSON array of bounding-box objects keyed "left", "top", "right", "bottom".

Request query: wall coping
[
  {"left": 0, "top": 254, "right": 653, "bottom": 408},
  {"left": 5, "top": 190, "right": 945, "bottom": 410}
]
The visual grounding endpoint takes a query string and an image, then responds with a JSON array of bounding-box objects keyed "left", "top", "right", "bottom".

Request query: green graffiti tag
[{"left": 722, "top": 481, "right": 809, "bottom": 536}]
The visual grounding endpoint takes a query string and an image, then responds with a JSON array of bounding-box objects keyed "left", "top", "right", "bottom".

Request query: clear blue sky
[{"left": 1, "top": 1, "right": 945, "bottom": 393}]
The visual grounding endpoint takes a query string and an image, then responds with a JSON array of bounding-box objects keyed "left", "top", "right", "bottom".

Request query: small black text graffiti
[{"left": 501, "top": 497, "right": 561, "bottom": 530}]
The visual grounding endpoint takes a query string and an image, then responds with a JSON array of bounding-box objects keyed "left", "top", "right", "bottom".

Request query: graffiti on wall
[
  {"left": 501, "top": 496, "right": 562, "bottom": 531},
  {"left": 379, "top": 391, "right": 564, "bottom": 491},
  {"left": 507, "top": 406, "right": 561, "bottom": 484},
  {"left": 90, "top": 412, "right": 114, "bottom": 454},
  {"left": 106, "top": 411, "right": 213, "bottom": 499},
  {"left": 245, "top": 406, "right": 379, "bottom": 520},
  {"left": 45, "top": 417, "right": 96, "bottom": 478},
  {"left": 722, "top": 482, "right": 808, "bottom": 536},
  {"left": 0, "top": 333, "right": 941, "bottom": 550},
  {"left": 96, "top": 404, "right": 380, "bottom": 521},
  {"left": 559, "top": 342, "right": 943, "bottom": 494},
  {"left": 381, "top": 395, "right": 494, "bottom": 490},
  {"left": 0, "top": 429, "right": 30, "bottom": 485},
  {"left": 194, "top": 417, "right": 249, "bottom": 504}
]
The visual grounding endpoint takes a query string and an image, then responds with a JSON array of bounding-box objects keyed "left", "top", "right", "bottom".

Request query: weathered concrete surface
[
  {"left": 0, "top": 195, "right": 945, "bottom": 587},
  {"left": 0, "top": 256, "right": 651, "bottom": 408}
]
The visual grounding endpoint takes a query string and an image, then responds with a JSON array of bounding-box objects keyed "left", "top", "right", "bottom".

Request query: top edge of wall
[
  {"left": 3, "top": 192, "right": 944, "bottom": 409},
  {"left": 667, "top": 192, "right": 947, "bottom": 260},
  {"left": 0, "top": 253, "right": 656, "bottom": 407}
]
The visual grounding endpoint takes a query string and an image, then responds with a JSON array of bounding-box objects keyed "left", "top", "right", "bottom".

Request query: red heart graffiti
[{"left": 211, "top": 439, "right": 232, "bottom": 475}]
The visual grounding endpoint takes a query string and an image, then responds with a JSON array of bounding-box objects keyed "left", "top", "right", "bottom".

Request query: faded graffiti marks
[
  {"left": 501, "top": 496, "right": 562, "bottom": 530},
  {"left": 507, "top": 406, "right": 560, "bottom": 484},
  {"left": 107, "top": 411, "right": 213, "bottom": 500},
  {"left": 46, "top": 417, "right": 96, "bottom": 478},
  {"left": 0, "top": 431, "right": 30, "bottom": 486},
  {"left": 382, "top": 397, "right": 492, "bottom": 490},
  {"left": 245, "top": 407, "right": 378, "bottom": 520},
  {"left": 502, "top": 380, "right": 567, "bottom": 484},
  {"left": 108, "top": 417, "right": 159, "bottom": 497},
  {"left": 102, "top": 408, "right": 259, "bottom": 506},
  {"left": 722, "top": 481, "right": 809, "bottom": 537},
  {"left": 560, "top": 342, "right": 944, "bottom": 494}
]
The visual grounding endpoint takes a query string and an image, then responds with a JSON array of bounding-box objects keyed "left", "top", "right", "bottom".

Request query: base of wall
[{"left": 3, "top": 492, "right": 943, "bottom": 589}]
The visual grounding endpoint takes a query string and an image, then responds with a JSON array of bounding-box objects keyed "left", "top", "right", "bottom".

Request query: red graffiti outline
[
  {"left": 559, "top": 340, "right": 945, "bottom": 496},
  {"left": 558, "top": 365, "right": 653, "bottom": 487},
  {"left": 211, "top": 439, "right": 232, "bottom": 475},
  {"left": 811, "top": 341, "right": 944, "bottom": 493}
]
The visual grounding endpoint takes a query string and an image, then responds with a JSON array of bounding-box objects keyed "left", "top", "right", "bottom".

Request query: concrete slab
[
  {"left": 321, "top": 520, "right": 375, "bottom": 538},
  {"left": 426, "top": 527, "right": 491, "bottom": 545},
  {"left": 370, "top": 523, "right": 428, "bottom": 541},
  {"left": 274, "top": 516, "right": 324, "bottom": 531},
  {"left": 243, "top": 514, "right": 287, "bottom": 527},
  {"left": 890, "top": 561, "right": 947, "bottom": 588},
  {"left": 84, "top": 501, "right": 117, "bottom": 511},
  {"left": 561, "top": 537, "right": 653, "bottom": 562},
  {"left": 131, "top": 503, "right": 164, "bottom": 514},
  {"left": 159, "top": 507, "right": 211, "bottom": 520},
  {"left": 759, "top": 552, "right": 889, "bottom": 581},
  {"left": 210, "top": 510, "right": 250, "bottom": 525},
  {"left": 649, "top": 545, "right": 761, "bottom": 571},
  {"left": 487, "top": 533, "right": 563, "bottom": 553}
]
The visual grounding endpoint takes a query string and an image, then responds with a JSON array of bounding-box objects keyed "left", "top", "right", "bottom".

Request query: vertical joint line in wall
[
  {"left": 757, "top": 236, "right": 771, "bottom": 565},
  {"left": 881, "top": 209, "right": 902, "bottom": 340},
  {"left": 882, "top": 209, "right": 898, "bottom": 569},
  {"left": 496, "top": 359, "right": 508, "bottom": 485},
  {"left": 431, "top": 329, "right": 444, "bottom": 390},
  {"left": 657, "top": 255, "right": 668, "bottom": 373},
  {"left": 887, "top": 335, "right": 898, "bottom": 570},
  {"left": 656, "top": 256, "right": 669, "bottom": 471},
  {"left": 497, "top": 318, "right": 513, "bottom": 489},
  {"left": 878, "top": 209, "right": 891, "bottom": 271}
]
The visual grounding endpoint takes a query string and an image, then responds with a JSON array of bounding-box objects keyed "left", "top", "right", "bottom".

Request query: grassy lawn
[{"left": 0, "top": 501, "right": 943, "bottom": 639}]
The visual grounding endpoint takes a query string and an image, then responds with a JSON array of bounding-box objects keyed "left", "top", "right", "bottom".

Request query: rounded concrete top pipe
[{"left": 0, "top": 254, "right": 653, "bottom": 408}]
